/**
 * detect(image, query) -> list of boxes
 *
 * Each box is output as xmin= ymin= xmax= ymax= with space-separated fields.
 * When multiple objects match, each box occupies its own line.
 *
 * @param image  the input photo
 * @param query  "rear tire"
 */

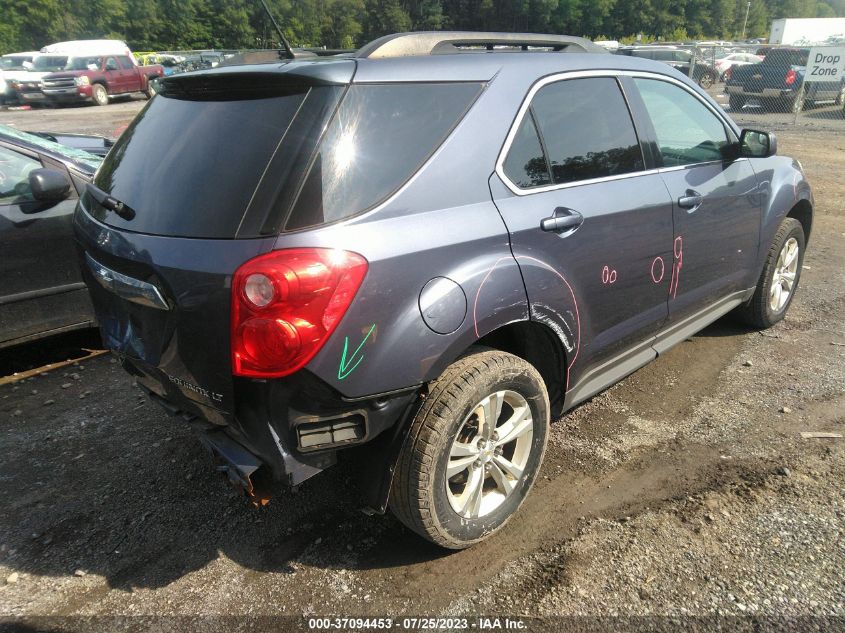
xmin=389 ymin=348 xmax=549 ymax=549
xmin=698 ymin=72 xmax=714 ymax=90
xmin=91 ymin=84 xmax=109 ymax=106
xmin=736 ymin=217 xmax=805 ymax=329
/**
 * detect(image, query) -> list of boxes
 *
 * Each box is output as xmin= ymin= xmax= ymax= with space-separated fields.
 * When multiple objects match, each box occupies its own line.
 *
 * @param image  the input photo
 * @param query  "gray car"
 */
xmin=74 ymin=32 xmax=813 ymax=549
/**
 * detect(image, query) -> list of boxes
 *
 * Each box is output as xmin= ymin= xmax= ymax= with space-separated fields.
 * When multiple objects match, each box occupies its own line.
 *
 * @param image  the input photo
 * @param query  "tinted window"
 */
xmin=530 ymin=77 xmax=644 ymax=185
xmin=763 ymin=49 xmax=809 ymax=66
xmin=286 ymin=82 xmax=482 ymax=230
xmin=502 ymin=114 xmax=551 ymax=189
xmin=634 ymin=78 xmax=729 ymax=166
xmin=92 ymin=85 xmax=340 ymax=238
xmin=105 ymin=58 xmax=119 ymax=71
xmin=652 ymin=50 xmax=675 ymax=61
xmin=673 ymin=51 xmax=691 ymax=62
xmin=117 ymin=56 xmax=134 ymax=69
xmin=0 ymin=146 xmax=40 ymax=204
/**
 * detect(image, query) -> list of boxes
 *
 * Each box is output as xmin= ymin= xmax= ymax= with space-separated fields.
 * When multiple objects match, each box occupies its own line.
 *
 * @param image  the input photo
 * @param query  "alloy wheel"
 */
xmin=769 ymin=236 xmax=799 ymax=312
xmin=445 ymin=390 xmax=533 ymax=519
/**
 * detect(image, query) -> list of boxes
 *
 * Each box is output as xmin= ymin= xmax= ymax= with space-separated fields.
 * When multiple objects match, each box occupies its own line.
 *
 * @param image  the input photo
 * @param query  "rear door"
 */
xmin=0 ymin=143 xmax=91 ymax=346
xmin=629 ymin=76 xmax=760 ymax=324
xmin=490 ymin=74 xmax=674 ymax=395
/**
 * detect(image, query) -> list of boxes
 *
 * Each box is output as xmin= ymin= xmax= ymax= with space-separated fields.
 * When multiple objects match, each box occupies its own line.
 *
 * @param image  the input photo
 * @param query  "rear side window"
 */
xmin=633 ymin=78 xmax=729 ymax=166
xmin=285 ymin=82 xmax=482 ymax=231
xmin=502 ymin=114 xmax=551 ymax=189
xmin=529 ymin=77 xmax=644 ymax=185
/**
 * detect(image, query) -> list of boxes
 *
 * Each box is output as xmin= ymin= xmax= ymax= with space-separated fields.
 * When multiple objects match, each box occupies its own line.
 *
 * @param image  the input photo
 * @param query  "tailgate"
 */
xmin=74 ymin=206 xmax=274 ymax=421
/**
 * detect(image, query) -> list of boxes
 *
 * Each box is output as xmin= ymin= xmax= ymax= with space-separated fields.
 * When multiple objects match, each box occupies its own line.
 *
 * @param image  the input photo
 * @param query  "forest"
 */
xmin=1 ymin=0 xmax=844 ymax=54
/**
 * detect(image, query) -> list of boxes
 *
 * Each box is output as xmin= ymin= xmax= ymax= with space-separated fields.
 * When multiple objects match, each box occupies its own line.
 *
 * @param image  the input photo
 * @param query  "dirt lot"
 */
xmin=0 ymin=98 xmax=844 ymax=632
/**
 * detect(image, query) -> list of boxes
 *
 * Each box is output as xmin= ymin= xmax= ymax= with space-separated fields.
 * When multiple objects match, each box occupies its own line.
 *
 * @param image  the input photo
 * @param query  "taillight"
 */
xmin=785 ymin=69 xmax=797 ymax=86
xmin=231 ymin=248 xmax=368 ymax=378
xmin=725 ymin=66 xmax=732 ymax=81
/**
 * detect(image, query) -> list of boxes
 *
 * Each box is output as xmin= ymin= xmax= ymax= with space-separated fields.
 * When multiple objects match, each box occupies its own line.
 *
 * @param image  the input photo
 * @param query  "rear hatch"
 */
xmin=74 ymin=61 xmax=354 ymax=421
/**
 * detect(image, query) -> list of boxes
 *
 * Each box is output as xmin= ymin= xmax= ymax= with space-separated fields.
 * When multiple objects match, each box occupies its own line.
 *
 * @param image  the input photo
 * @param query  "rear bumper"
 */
xmin=126 ymin=354 xmax=418 ymax=491
xmin=726 ymin=85 xmax=791 ymax=98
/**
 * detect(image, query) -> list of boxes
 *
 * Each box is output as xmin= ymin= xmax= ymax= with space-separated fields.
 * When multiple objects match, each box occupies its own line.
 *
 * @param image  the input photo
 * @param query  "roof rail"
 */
xmin=356 ymin=31 xmax=607 ymax=59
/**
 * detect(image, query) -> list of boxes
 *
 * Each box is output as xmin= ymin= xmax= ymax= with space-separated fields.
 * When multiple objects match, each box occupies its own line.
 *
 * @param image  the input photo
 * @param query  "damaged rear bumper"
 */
xmin=129 ymin=356 xmax=419 ymax=503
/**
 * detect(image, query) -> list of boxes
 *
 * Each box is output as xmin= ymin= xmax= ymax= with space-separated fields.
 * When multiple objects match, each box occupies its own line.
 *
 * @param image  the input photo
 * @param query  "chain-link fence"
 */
xmin=689 ymin=43 xmax=845 ymax=131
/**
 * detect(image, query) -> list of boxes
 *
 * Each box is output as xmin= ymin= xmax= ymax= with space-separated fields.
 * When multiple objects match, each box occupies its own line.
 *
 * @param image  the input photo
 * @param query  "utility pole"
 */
xmin=741 ymin=1 xmax=751 ymax=40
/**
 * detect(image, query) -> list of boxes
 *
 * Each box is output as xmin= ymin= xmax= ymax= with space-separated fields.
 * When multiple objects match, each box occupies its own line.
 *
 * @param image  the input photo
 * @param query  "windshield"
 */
xmin=64 ymin=56 xmax=103 ymax=71
xmin=33 ymin=56 xmax=68 ymax=72
xmin=0 ymin=56 xmax=31 ymax=70
xmin=0 ymin=124 xmax=102 ymax=172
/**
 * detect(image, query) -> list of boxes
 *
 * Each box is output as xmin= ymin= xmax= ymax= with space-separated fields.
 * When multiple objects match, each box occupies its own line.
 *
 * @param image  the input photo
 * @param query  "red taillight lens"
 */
xmin=725 ymin=66 xmax=732 ymax=81
xmin=785 ymin=69 xmax=797 ymax=86
xmin=232 ymin=248 xmax=368 ymax=378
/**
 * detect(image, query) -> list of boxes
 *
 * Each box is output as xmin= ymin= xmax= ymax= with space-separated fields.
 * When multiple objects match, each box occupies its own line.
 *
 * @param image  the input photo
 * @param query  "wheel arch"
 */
xmin=475 ymin=321 xmax=568 ymax=418
xmin=787 ymin=198 xmax=813 ymax=245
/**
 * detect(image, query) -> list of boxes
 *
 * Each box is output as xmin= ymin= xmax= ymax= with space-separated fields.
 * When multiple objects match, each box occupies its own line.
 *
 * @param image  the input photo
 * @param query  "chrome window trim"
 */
xmin=495 ymin=69 xmax=741 ymax=196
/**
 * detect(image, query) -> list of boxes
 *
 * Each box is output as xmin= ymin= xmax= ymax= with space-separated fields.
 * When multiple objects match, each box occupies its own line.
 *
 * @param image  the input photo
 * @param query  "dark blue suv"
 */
xmin=74 ymin=32 xmax=813 ymax=549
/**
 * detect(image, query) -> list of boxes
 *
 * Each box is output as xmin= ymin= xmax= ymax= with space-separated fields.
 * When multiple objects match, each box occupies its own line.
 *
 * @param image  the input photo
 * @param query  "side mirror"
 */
xmin=740 ymin=129 xmax=777 ymax=158
xmin=29 ymin=168 xmax=71 ymax=201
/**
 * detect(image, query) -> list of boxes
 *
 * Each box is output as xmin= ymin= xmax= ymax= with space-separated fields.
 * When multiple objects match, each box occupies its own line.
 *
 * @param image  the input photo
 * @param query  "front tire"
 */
xmin=737 ymin=217 xmax=805 ymax=329
xmin=698 ymin=72 xmax=714 ymax=90
xmin=91 ymin=84 xmax=109 ymax=106
xmin=390 ymin=349 xmax=549 ymax=549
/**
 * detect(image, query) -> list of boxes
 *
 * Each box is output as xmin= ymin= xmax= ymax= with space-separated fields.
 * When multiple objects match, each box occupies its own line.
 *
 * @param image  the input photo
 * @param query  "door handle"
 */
xmin=678 ymin=191 xmax=703 ymax=210
xmin=540 ymin=207 xmax=583 ymax=233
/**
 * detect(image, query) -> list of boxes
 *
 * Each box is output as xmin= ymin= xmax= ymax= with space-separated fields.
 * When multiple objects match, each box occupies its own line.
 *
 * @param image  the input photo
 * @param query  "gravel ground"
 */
xmin=0 ymin=103 xmax=843 ymax=632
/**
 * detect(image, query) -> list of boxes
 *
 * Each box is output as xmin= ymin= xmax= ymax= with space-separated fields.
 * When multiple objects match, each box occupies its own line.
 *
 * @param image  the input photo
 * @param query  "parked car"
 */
xmin=9 ymin=54 xmax=69 ymax=104
xmin=726 ymin=47 xmax=845 ymax=112
xmin=75 ymin=31 xmax=812 ymax=549
xmin=616 ymin=46 xmax=719 ymax=88
xmin=715 ymin=52 xmax=764 ymax=81
xmin=40 ymin=54 xmax=164 ymax=106
xmin=0 ymin=125 xmax=101 ymax=349
xmin=0 ymin=52 xmax=38 ymax=104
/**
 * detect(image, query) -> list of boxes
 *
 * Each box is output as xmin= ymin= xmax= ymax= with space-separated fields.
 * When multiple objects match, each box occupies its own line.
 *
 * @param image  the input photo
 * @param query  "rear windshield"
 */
xmin=763 ymin=49 xmax=808 ymax=66
xmin=91 ymin=84 xmax=340 ymax=238
xmin=284 ymin=82 xmax=482 ymax=231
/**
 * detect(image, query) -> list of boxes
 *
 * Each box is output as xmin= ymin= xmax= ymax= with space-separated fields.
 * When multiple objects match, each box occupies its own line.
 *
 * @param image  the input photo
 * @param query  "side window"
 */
xmin=633 ymin=78 xmax=730 ymax=166
xmin=653 ymin=50 xmax=674 ymax=61
xmin=105 ymin=58 xmax=119 ymax=71
xmin=502 ymin=114 xmax=551 ymax=189
xmin=0 ymin=146 xmax=41 ymax=204
xmin=673 ymin=51 xmax=691 ymax=62
xmin=116 ymin=56 xmax=134 ymax=69
xmin=529 ymin=77 xmax=644 ymax=185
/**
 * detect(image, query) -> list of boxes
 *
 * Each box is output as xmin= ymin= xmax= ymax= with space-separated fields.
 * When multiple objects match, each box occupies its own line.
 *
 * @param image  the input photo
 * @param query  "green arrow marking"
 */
xmin=337 ymin=323 xmax=376 ymax=380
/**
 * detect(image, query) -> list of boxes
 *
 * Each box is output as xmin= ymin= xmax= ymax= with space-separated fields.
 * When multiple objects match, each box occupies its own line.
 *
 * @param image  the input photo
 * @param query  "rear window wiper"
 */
xmin=86 ymin=183 xmax=136 ymax=221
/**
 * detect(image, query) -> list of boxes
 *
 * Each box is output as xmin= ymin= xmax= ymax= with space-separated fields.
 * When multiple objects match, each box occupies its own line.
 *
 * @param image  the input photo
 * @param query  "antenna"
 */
xmin=258 ymin=0 xmax=295 ymax=59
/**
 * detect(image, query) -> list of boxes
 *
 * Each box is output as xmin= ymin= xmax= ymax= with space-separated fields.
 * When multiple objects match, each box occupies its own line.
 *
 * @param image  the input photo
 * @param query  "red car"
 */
xmin=40 ymin=54 xmax=163 ymax=106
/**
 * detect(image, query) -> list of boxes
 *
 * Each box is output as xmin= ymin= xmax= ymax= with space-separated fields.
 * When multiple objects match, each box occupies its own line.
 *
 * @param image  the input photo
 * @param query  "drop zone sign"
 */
xmin=805 ymin=47 xmax=845 ymax=82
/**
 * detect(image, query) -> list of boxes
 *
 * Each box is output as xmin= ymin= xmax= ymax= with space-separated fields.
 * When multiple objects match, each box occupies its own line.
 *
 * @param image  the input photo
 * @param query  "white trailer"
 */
xmin=769 ymin=18 xmax=845 ymax=46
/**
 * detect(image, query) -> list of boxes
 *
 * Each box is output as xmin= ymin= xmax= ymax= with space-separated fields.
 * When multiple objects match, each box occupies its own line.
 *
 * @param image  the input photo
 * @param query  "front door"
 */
xmin=0 ymin=144 xmax=90 ymax=346
xmin=629 ymin=77 xmax=761 ymax=321
xmin=490 ymin=75 xmax=674 ymax=394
